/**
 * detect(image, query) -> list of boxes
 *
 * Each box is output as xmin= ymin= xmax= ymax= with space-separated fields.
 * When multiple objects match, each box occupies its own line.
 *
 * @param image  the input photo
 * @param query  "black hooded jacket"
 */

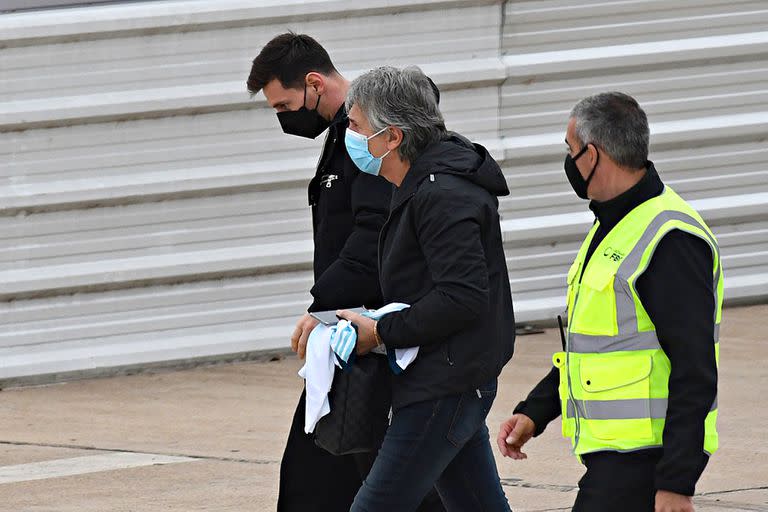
xmin=376 ymin=134 xmax=516 ymax=409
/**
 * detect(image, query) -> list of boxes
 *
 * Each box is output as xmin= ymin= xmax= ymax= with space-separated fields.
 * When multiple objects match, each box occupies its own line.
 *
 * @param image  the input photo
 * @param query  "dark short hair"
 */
xmin=247 ymin=33 xmax=337 ymax=95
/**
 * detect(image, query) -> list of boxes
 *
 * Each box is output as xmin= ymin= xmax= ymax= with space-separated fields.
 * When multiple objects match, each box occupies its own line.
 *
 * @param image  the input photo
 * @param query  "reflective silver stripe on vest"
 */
xmin=614 ymin=208 xmax=721 ymax=337
xmin=566 ymin=397 xmax=717 ymax=420
xmin=570 ymin=326 xmax=718 ymax=353
xmin=567 ymin=398 xmax=667 ymax=420
xmin=569 ymin=331 xmax=661 ymax=354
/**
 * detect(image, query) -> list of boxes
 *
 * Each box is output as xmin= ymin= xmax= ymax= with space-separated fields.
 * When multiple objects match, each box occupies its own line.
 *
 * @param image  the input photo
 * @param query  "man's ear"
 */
xmin=587 ymin=142 xmax=600 ymax=167
xmin=386 ymin=126 xmax=403 ymax=152
xmin=305 ymin=72 xmax=326 ymax=95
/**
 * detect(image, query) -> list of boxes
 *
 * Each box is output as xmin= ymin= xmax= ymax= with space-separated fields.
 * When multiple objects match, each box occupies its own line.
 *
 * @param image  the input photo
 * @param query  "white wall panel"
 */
xmin=504 ymin=0 xmax=768 ymax=53
xmin=0 ymin=0 xmax=765 ymax=382
xmin=1 ymin=1 xmax=499 ymax=101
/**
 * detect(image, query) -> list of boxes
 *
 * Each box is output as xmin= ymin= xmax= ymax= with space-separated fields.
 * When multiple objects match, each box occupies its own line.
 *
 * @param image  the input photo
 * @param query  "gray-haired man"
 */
xmin=337 ymin=65 xmax=516 ymax=511
xmin=498 ymin=92 xmax=721 ymax=512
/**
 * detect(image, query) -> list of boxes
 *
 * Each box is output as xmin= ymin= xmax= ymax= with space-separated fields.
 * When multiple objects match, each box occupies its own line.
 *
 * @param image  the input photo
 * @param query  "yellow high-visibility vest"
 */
xmin=554 ymin=186 xmax=722 ymax=457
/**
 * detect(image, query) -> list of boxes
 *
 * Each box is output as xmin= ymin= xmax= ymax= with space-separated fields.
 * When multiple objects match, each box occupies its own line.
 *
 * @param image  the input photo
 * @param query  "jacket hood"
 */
xmin=398 ymin=132 xmax=510 ymax=199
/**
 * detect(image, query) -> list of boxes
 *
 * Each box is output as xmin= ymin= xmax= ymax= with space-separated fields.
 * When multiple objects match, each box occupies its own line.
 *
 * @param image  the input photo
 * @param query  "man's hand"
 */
xmin=497 ymin=414 xmax=536 ymax=460
xmin=336 ymin=309 xmax=377 ymax=356
xmin=655 ymin=490 xmax=694 ymax=512
xmin=290 ymin=313 xmax=320 ymax=359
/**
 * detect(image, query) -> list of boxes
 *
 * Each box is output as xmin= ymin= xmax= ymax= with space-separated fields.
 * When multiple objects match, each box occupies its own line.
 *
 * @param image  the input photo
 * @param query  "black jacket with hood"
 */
xmin=376 ymin=134 xmax=516 ymax=409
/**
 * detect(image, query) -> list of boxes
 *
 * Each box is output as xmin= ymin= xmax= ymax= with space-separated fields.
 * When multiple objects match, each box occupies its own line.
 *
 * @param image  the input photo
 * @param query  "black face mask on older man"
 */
xmin=564 ymin=143 xmax=600 ymax=200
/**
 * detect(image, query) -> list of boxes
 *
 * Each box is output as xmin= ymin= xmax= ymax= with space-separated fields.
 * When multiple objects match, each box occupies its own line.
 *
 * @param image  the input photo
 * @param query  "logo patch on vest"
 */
xmin=602 ymin=247 xmax=625 ymax=262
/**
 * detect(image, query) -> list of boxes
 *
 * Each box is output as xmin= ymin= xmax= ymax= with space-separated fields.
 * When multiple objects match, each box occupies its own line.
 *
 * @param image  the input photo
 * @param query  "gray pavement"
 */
xmin=0 ymin=304 xmax=765 ymax=511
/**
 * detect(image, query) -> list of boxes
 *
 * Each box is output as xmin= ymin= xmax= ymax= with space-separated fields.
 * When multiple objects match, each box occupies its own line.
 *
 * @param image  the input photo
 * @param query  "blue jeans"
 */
xmin=351 ymin=380 xmax=511 ymax=511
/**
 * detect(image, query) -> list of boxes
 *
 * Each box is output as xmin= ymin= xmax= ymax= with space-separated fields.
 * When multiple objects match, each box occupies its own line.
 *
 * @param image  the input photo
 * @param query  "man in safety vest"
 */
xmin=497 ymin=92 xmax=721 ymax=512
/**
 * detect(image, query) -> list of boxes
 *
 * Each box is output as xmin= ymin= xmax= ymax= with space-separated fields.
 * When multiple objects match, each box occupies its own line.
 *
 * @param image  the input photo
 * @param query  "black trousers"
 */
xmin=277 ymin=389 xmax=445 ymax=512
xmin=573 ymin=450 xmax=662 ymax=512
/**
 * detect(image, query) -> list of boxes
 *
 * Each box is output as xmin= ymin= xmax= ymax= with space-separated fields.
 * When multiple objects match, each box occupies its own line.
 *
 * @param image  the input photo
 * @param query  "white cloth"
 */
xmin=364 ymin=302 xmax=419 ymax=372
xmin=297 ymin=325 xmax=338 ymax=434
xmin=298 ymin=303 xmax=420 ymax=433
xmin=391 ymin=344 xmax=419 ymax=369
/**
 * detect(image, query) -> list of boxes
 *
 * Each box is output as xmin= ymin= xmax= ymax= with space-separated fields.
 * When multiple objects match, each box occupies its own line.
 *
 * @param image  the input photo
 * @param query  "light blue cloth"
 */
xmin=329 ymin=303 xmax=419 ymax=373
xmin=328 ymin=319 xmax=358 ymax=363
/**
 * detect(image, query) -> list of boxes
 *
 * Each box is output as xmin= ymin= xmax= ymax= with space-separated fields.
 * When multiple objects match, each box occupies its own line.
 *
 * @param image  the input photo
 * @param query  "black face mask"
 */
xmin=564 ymin=143 xmax=600 ymax=199
xmin=276 ymin=85 xmax=330 ymax=139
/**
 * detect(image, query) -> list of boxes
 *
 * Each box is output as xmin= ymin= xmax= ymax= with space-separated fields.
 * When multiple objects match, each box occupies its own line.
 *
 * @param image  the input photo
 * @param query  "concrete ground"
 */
xmin=0 ymin=304 xmax=765 ymax=511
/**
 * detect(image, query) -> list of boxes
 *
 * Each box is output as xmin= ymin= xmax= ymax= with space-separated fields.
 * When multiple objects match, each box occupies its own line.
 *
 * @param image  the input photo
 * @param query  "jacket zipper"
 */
xmin=321 ymin=174 xmax=339 ymax=188
xmin=377 ymin=192 xmax=416 ymax=280
xmin=566 ymin=260 xmax=583 ymax=455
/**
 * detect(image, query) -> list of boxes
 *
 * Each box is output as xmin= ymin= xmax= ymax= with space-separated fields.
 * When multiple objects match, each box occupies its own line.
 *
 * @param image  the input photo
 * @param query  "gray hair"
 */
xmin=570 ymin=92 xmax=650 ymax=170
xmin=346 ymin=66 xmax=447 ymax=163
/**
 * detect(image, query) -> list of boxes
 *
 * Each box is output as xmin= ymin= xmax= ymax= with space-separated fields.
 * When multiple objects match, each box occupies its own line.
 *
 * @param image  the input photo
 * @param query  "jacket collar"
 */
xmin=329 ymin=104 xmax=347 ymax=129
xmin=389 ymin=141 xmax=446 ymax=212
xmin=589 ymin=161 xmax=664 ymax=232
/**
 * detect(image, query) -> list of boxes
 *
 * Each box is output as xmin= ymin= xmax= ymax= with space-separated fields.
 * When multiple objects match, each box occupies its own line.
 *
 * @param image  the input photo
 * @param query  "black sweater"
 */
xmin=514 ymin=163 xmax=718 ymax=496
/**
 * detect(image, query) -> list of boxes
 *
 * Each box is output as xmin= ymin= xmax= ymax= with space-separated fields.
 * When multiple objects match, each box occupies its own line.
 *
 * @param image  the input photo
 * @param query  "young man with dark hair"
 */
xmin=248 ymin=34 xmax=444 ymax=512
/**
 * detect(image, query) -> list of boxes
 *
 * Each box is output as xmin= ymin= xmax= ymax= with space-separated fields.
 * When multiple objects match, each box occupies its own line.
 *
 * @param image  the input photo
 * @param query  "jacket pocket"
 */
xmin=444 ymin=342 xmax=454 ymax=366
xmin=578 ymin=354 xmax=653 ymax=441
xmin=446 ymin=386 xmax=493 ymax=447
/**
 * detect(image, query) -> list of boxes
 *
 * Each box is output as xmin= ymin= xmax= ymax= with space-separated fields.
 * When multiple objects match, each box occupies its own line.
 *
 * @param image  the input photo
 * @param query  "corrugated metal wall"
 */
xmin=1 ymin=0 xmax=766 ymax=382
xmin=498 ymin=0 xmax=768 ymax=318
xmin=0 ymin=1 xmax=135 ymax=13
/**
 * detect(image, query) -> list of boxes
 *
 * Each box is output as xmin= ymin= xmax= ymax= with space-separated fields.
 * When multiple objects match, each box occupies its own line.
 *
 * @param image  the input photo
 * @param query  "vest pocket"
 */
xmin=579 ymin=354 xmax=651 ymax=392
xmin=578 ymin=354 xmax=654 ymax=441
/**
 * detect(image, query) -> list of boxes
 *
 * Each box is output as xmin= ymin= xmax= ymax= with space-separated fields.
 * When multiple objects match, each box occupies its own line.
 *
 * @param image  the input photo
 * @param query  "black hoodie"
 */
xmin=376 ymin=134 xmax=516 ymax=409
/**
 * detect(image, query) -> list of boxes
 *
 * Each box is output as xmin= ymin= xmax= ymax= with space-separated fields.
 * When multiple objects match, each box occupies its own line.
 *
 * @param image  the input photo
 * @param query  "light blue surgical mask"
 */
xmin=345 ymin=126 xmax=391 ymax=176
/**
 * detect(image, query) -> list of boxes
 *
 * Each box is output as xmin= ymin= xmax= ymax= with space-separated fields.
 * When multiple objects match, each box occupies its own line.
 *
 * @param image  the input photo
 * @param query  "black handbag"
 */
xmin=314 ymin=353 xmax=392 ymax=455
